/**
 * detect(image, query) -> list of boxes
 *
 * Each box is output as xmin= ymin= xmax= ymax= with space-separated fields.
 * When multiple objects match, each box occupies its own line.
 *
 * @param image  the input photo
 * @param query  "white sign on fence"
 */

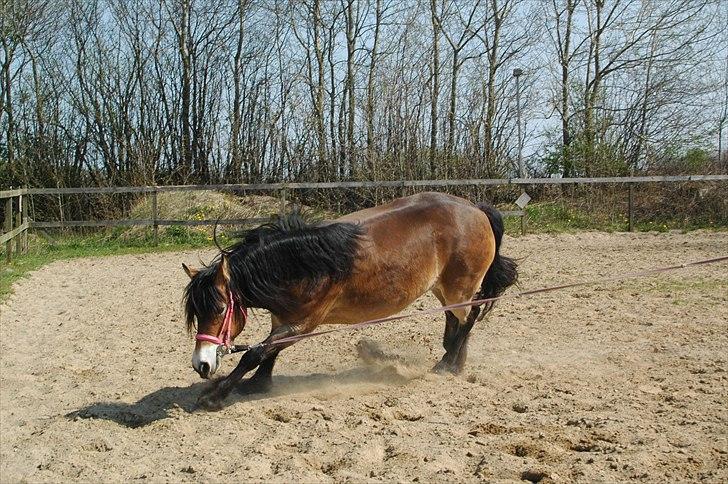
xmin=515 ymin=191 xmax=531 ymax=209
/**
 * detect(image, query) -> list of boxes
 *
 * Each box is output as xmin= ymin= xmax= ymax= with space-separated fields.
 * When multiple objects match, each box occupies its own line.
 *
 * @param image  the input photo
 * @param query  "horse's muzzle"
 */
xmin=196 ymin=361 xmax=211 ymax=379
xmin=192 ymin=341 xmax=219 ymax=378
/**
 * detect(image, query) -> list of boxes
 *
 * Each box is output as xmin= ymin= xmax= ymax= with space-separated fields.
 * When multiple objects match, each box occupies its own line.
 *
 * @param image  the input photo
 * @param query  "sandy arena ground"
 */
xmin=1 ymin=231 xmax=727 ymax=483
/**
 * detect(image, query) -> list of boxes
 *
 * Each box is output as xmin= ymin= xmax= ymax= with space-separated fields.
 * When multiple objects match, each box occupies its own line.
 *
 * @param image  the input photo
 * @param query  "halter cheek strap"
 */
xmin=195 ymin=291 xmax=248 ymax=348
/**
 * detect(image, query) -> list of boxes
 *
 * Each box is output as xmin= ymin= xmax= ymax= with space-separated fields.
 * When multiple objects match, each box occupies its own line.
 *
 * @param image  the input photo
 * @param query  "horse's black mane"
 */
xmin=228 ymin=212 xmax=364 ymax=312
xmin=184 ymin=212 xmax=363 ymax=330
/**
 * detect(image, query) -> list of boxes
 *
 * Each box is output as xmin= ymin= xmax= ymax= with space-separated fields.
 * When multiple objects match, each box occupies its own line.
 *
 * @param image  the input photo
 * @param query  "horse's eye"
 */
xmin=219 ymin=304 xmax=227 ymax=316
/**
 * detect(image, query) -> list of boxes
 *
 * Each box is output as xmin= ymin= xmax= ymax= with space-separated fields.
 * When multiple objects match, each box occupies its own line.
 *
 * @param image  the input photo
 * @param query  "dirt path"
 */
xmin=1 ymin=231 xmax=726 ymax=482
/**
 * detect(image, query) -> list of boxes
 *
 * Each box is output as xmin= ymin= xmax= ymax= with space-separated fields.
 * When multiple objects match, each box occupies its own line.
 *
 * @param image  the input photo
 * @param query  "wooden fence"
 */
xmin=1 ymin=193 xmax=29 ymax=262
xmin=2 ymin=174 xmax=726 ymax=263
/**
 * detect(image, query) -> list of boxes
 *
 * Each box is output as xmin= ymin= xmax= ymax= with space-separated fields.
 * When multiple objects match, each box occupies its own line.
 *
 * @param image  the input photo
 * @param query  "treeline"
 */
xmin=1 ymin=0 xmax=727 ymax=190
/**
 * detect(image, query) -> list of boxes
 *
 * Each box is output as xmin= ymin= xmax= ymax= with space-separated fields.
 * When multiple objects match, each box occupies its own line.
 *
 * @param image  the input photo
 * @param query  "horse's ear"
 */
xmin=215 ymin=254 xmax=232 ymax=285
xmin=182 ymin=263 xmax=199 ymax=279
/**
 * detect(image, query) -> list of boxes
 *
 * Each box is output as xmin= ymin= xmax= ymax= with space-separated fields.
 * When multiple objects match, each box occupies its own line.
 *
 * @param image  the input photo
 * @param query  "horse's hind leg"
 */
xmin=432 ymin=288 xmax=462 ymax=355
xmin=433 ymin=306 xmax=480 ymax=374
xmin=452 ymin=304 xmax=482 ymax=373
xmin=443 ymin=311 xmax=459 ymax=351
xmin=432 ymin=280 xmax=485 ymax=375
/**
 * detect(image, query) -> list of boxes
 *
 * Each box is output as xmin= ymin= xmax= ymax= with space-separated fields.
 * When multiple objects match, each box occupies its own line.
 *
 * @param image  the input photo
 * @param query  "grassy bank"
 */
xmin=503 ymin=201 xmax=726 ymax=234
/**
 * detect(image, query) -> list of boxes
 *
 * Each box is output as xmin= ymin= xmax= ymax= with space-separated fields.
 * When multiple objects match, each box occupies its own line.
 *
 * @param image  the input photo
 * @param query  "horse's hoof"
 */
xmin=196 ymin=392 xmax=224 ymax=411
xmin=237 ymin=378 xmax=272 ymax=395
xmin=431 ymin=361 xmax=459 ymax=375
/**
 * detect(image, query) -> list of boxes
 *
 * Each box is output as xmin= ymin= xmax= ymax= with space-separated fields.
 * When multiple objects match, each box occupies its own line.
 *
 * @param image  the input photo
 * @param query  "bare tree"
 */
xmin=435 ymin=0 xmax=486 ymax=158
xmin=1 ymin=0 xmax=723 ymax=196
xmin=545 ymin=0 xmax=580 ymax=176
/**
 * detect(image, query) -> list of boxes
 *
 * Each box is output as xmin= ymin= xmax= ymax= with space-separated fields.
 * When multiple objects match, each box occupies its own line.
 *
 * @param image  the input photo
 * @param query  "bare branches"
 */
xmin=0 ymin=0 xmax=723 ymax=192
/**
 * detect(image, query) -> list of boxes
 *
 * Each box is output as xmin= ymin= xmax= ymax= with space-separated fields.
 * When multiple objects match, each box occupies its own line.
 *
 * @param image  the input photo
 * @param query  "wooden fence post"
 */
xmin=4 ymin=196 xmax=13 ymax=263
xmin=15 ymin=195 xmax=22 ymax=254
xmin=515 ymin=191 xmax=531 ymax=237
xmin=628 ymin=184 xmax=634 ymax=232
xmin=151 ymin=189 xmax=159 ymax=245
xmin=279 ymin=187 xmax=287 ymax=215
xmin=22 ymin=193 xmax=28 ymax=252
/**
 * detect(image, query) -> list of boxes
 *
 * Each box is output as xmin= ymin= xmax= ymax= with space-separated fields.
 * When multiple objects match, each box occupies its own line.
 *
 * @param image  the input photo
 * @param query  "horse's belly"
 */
xmin=324 ymin=252 xmax=440 ymax=325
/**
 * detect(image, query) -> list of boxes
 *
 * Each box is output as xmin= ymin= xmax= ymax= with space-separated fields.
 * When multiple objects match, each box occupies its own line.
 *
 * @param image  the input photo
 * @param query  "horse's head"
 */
xmin=182 ymin=257 xmax=246 ymax=379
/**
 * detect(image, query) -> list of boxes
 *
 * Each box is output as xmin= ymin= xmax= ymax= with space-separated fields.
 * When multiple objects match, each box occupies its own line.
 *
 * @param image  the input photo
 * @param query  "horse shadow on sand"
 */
xmin=66 ymin=352 xmax=425 ymax=428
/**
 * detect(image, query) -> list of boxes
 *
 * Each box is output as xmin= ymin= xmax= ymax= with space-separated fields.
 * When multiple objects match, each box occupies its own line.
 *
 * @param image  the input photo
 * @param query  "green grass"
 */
xmin=0 ymin=227 xmax=229 ymax=301
xmin=503 ymin=201 xmax=727 ymax=235
xmin=503 ymin=201 xmax=624 ymax=234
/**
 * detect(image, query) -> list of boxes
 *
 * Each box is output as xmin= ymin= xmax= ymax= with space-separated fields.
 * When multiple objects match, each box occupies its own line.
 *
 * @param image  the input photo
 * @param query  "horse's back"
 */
xmin=343 ymin=192 xmax=492 ymax=252
xmin=337 ymin=191 xmax=481 ymax=227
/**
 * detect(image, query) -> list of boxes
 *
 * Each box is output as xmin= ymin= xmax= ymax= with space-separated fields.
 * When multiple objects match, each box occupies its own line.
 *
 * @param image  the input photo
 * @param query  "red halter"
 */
xmin=195 ymin=291 xmax=247 ymax=348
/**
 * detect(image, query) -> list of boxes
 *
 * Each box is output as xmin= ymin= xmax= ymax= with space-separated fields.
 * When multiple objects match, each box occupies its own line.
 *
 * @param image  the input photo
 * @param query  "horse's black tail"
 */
xmin=477 ymin=203 xmax=518 ymax=311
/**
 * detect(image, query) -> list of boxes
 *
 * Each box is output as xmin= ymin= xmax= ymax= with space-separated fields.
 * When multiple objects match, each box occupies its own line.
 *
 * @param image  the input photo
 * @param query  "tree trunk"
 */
xmin=365 ymin=0 xmax=382 ymax=178
xmin=230 ymin=0 xmax=246 ymax=182
xmin=583 ymin=0 xmax=604 ymax=176
xmin=313 ymin=0 xmax=326 ymax=176
xmin=447 ymin=50 xmax=459 ymax=158
xmin=483 ymin=1 xmax=502 ymax=177
xmin=560 ymin=0 xmax=575 ymax=177
xmin=344 ymin=0 xmax=356 ymax=178
xmin=429 ymin=0 xmax=440 ymax=177
xmin=178 ymin=0 xmax=193 ymax=181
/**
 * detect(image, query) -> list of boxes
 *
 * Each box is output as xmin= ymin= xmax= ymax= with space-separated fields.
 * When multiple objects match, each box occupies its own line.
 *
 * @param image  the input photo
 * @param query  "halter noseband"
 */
xmin=195 ymin=290 xmax=248 ymax=348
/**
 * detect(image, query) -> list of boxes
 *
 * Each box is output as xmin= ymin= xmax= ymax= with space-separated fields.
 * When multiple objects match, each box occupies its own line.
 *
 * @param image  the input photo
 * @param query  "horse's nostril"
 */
xmin=199 ymin=362 xmax=210 ymax=376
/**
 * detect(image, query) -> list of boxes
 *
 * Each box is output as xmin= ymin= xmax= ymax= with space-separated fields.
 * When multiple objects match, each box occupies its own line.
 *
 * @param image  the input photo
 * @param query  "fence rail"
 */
xmin=29 ymin=217 xmax=272 ymax=229
xmin=0 ymin=221 xmax=29 ymax=245
xmin=2 ymin=175 xmax=726 ymax=263
xmin=2 ymin=174 xmax=726 ymax=199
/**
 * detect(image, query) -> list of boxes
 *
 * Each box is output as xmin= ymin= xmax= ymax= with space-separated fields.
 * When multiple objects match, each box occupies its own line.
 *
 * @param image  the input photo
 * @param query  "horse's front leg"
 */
xmin=196 ymin=326 xmax=296 ymax=411
xmin=236 ymin=349 xmax=281 ymax=395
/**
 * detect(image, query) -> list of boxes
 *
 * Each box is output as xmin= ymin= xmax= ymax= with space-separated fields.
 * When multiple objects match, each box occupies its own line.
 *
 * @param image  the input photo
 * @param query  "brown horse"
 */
xmin=183 ymin=192 xmax=517 ymax=410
